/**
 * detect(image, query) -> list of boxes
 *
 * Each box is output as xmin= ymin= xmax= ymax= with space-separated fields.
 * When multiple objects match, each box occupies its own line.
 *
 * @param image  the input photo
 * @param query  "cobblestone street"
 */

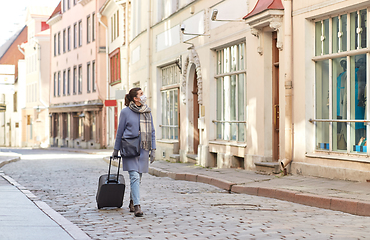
xmin=1 ymin=149 xmax=369 ymax=239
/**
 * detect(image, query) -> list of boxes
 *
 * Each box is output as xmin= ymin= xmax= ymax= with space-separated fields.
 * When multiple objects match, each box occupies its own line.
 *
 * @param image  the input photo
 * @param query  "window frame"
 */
xmin=73 ymin=23 xmax=77 ymax=49
xmin=67 ymin=68 xmax=71 ymax=95
xmin=87 ymin=15 xmax=91 ymax=44
xmin=78 ymin=20 xmax=82 ymax=47
xmin=63 ymin=69 xmax=66 ymax=96
xmin=78 ymin=64 xmax=82 ymax=94
xmin=67 ymin=26 xmax=71 ymax=51
xmin=73 ymin=66 xmax=77 ymax=95
xmin=214 ymin=42 xmax=246 ymax=142
xmin=63 ymin=29 xmax=66 ymax=53
xmin=313 ymin=8 xmax=370 ymax=155
xmin=160 ymin=64 xmax=180 ymax=140
xmin=58 ymin=32 xmax=61 ymax=55
xmin=109 ymin=48 xmax=121 ymax=84
xmin=87 ymin=62 xmax=91 ymax=93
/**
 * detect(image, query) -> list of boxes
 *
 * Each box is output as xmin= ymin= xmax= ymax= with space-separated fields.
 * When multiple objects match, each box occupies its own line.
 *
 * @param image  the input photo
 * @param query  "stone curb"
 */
xmin=0 ymin=156 xmax=21 ymax=168
xmin=102 ymin=157 xmax=370 ymax=217
xmin=0 ymin=173 xmax=92 ymax=240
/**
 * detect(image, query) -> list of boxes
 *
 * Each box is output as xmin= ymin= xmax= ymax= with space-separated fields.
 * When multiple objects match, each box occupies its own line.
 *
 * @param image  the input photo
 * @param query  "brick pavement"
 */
xmin=2 ymin=148 xmax=370 ymax=239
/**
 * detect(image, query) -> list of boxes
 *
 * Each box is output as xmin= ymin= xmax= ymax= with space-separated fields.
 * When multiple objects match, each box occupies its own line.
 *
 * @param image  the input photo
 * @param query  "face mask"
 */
xmin=139 ymin=94 xmax=147 ymax=104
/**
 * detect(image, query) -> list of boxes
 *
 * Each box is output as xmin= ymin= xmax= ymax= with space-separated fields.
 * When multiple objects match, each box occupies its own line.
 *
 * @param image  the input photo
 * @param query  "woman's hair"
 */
xmin=124 ymin=87 xmax=141 ymax=106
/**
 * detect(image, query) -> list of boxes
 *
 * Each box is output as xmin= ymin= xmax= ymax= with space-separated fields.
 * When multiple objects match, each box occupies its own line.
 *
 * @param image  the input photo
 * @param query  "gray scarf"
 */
xmin=129 ymin=101 xmax=152 ymax=150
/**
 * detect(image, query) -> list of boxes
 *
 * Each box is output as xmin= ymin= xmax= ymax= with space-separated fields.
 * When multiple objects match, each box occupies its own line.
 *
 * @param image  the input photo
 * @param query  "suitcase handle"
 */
xmin=108 ymin=156 xmax=121 ymax=183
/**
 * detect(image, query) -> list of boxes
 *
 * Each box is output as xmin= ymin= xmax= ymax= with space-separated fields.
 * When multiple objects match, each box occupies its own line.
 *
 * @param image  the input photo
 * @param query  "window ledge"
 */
xmin=157 ymin=139 xmax=179 ymax=144
xmin=110 ymin=80 xmax=121 ymax=86
xmin=306 ymin=152 xmax=370 ymax=163
xmin=209 ymin=140 xmax=246 ymax=148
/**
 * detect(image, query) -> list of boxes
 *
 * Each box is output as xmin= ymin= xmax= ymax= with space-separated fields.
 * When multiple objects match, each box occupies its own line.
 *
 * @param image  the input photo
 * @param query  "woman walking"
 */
xmin=112 ymin=87 xmax=156 ymax=217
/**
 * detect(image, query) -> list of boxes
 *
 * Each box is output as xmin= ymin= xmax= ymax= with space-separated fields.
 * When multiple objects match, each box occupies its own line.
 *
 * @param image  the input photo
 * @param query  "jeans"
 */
xmin=129 ymin=171 xmax=142 ymax=206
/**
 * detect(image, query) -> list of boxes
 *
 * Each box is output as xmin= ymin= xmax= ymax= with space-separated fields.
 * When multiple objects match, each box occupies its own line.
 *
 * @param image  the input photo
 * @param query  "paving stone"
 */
xmin=2 ymin=149 xmax=370 ymax=239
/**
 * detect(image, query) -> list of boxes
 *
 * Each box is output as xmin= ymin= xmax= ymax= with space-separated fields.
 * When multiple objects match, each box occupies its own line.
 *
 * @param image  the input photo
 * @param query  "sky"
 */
xmin=0 ymin=0 xmax=60 ymax=46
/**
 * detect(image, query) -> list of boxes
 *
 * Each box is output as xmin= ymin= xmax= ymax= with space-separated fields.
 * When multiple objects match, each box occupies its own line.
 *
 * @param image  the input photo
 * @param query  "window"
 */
xmin=92 ymin=61 xmax=96 ymax=92
xmin=117 ymin=10 xmax=119 ymax=38
xmin=67 ymin=68 xmax=71 ymax=95
xmin=74 ymin=0 xmax=77 ymax=5
xmin=161 ymin=64 xmax=179 ymax=140
xmin=13 ymin=92 xmax=17 ymax=112
xmin=58 ymin=71 xmax=61 ymax=97
xmin=111 ymin=11 xmax=120 ymax=42
xmin=58 ymin=32 xmax=61 ymax=55
xmin=67 ymin=0 xmax=70 ymax=10
xmin=73 ymin=66 xmax=77 ymax=94
xmin=74 ymin=23 xmax=77 ymax=49
xmin=78 ymin=65 xmax=82 ymax=94
xmin=78 ymin=20 xmax=82 ymax=47
xmin=54 ymin=34 xmax=57 ymax=56
xmin=109 ymin=49 xmax=120 ymax=83
xmin=314 ymin=9 xmax=368 ymax=154
xmin=131 ymin=0 xmax=141 ymax=38
xmin=63 ymin=0 xmax=66 ymax=12
xmin=158 ymin=0 xmax=179 ymax=21
xmin=216 ymin=42 xmax=246 ymax=142
xmin=92 ymin=12 xmax=95 ymax=41
xmin=63 ymin=70 xmax=66 ymax=96
xmin=63 ymin=29 xmax=66 ymax=53
xmin=87 ymin=62 xmax=91 ymax=92
xmin=67 ymin=27 xmax=71 ymax=51
xmin=54 ymin=72 xmax=56 ymax=97
xmin=87 ymin=15 xmax=91 ymax=43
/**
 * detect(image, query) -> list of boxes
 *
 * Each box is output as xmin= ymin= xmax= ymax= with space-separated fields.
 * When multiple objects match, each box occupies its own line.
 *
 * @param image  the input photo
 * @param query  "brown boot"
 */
xmin=129 ymin=200 xmax=135 ymax=212
xmin=134 ymin=205 xmax=143 ymax=217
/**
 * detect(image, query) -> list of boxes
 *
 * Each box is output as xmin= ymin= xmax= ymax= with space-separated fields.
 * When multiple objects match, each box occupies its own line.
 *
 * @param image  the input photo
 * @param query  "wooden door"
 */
xmin=192 ymin=73 xmax=199 ymax=154
xmin=272 ymin=32 xmax=280 ymax=161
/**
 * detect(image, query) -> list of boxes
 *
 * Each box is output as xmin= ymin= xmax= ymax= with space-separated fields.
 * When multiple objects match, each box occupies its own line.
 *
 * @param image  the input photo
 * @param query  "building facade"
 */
xmin=21 ymin=6 xmax=54 ymax=148
xmin=291 ymin=0 xmax=370 ymax=181
xmin=99 ymin=0 xmax=128 ymax=148
xmin=47 ymin=0 xmax=107 ymax=149
xmin=113 ymin=0 xmax=370 ymax=182
xmin=0 ymin=26 xmax=28 ymax=147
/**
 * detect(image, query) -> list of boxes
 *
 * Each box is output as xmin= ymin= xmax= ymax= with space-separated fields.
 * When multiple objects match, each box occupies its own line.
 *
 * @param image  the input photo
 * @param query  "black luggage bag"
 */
xmin=96 ymin=156 xmax=125 ymax=209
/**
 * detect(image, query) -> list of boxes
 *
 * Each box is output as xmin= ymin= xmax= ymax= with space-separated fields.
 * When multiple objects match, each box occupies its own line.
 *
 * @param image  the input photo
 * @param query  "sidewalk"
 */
xmin=0 ymin=154 xmax=91 ymax=240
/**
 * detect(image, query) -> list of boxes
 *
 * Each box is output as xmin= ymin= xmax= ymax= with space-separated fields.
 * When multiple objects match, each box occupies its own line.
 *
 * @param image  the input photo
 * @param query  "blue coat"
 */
xmin=114 ymin=107 xmax=156 ymax=173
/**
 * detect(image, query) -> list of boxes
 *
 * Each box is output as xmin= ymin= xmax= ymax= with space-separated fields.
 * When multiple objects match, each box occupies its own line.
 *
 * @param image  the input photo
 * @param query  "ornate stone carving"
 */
xmin=270 ymin=16 xmax=283 ymax=51
xmin=181 ymin=49 xmax=203 ymax=105
xmin=250 ymin=28 xmax=263 ymax=55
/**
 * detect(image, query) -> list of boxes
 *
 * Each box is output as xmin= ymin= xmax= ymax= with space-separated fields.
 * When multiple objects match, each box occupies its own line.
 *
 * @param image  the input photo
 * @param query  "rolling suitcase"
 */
xmin=96 ymin=156 xmax=125 ymax=209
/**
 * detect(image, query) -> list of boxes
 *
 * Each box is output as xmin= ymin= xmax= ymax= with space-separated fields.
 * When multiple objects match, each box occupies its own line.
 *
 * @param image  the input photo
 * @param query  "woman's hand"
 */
xmin=112 ymin=149 xmax=119 ymax=158
xmin=150 ymin=149 xmax=156 ymax=163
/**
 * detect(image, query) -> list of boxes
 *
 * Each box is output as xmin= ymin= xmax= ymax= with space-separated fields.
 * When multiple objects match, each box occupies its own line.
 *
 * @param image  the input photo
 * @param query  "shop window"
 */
xmin=215 ymin=42 xmax=246 ymax=142
xmin=314 ymin=9 xmax=368 ymax=154
xmin=161 ymin=64 xmax=179 ymax=140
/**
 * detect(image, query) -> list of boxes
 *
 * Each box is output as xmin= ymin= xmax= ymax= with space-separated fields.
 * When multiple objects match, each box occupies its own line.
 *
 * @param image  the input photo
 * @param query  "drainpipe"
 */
xmin=147 ymin=0 xmax=152 ymax=106
xmin=98 ymin=13 xmax=109 ymax=148
xmin=280 ymin=0 xmax=293 ymax=169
